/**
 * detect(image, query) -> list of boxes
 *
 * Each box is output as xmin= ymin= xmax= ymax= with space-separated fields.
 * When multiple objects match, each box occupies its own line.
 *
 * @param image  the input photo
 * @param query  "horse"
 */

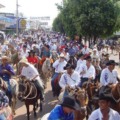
xmin=18 ymin=80 xmax=43 ymax=120
xmin=82 ymin=81 xmax=100 ymax=118
xmin=58 ymin=86 xmax=88 ymax=120
xmin=50 ymin=51 xmax=59 ymax=63
xmin=111 ymin=83 xmax=120 ymax=113
xmin=0 ymin=78 xmax=18 ymax=115
xmin=41 ymin=58 xmax=52 ymax=88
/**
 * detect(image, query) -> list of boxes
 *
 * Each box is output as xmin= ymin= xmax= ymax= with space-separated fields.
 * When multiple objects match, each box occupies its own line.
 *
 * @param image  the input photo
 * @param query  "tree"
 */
xmin=53 ymin=0 xmax=120 ymax=43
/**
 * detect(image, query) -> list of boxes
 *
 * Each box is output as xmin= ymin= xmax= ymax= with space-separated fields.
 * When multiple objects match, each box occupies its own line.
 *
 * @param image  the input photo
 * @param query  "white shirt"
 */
xmin=81 ymin=47 xmax=89 ymax=55
xmin=19 ymin=49 xmax=29 ymax=59
xmin=53 ymin=59 xmax=67 ymax=73
xmin=59 ymin=71 xmax=80 ymax=89
xmin=100 ymin=68 xmax=118 ymax=86
xmin=79 ymin=64 xmax=96 ymax=79
xmin=51 ymin=44 xmax=57 ymax=51
xmin=75 ymin=59 xmax=86 ymax=72
xmin=88 ymin=108 xmax=120 ymax=120
xmin=1 ymin=45 xmax=8 ymax=53
xmin=21 ymin=63 xmax=43 ymax=86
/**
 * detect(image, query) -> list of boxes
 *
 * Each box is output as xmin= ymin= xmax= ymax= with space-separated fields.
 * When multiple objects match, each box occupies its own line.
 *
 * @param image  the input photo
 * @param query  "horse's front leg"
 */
xmin=33 ymin=103 xmax=37 ymax=118
xmin=26 ymin=104 xmax=30 ymax=120
xmin=39 ymin=100 xmax=43 ymax=112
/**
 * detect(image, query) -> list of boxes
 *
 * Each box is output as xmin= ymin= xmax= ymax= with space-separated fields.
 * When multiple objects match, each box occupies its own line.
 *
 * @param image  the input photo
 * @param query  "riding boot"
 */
xmin=33 ymin=80 xmax=45 ymax=101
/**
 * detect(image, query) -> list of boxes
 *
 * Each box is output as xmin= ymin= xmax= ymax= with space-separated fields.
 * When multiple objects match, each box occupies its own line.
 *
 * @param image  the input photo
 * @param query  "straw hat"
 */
xmin=1 ymin=56 xmax=9 ymax=61
xmin=4 ymin=41 xmax=9 ymax=45
xmin=19 ymin=58 xmax=28 ymax=64
xmin=59 ymin=53 xmax=65 ymax=58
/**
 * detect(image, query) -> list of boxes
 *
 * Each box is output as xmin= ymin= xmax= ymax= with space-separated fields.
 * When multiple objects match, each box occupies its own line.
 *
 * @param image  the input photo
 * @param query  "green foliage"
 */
xmin=52 ymin=0 xmax=120 ymax=39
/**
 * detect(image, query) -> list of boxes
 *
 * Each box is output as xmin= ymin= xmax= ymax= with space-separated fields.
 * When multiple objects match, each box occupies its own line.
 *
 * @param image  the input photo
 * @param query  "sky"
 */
xmin=0 ymin=0 xmax=62 ymax=25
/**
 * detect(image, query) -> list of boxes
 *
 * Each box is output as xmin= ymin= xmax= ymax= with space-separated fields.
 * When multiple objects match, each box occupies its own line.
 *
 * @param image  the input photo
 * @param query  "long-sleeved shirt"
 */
xmin=48 ymin=105 xmax=74 ymax=120
xmin=75 ymin=59 xmax=86 ymax=72
xmin=100 ymin=68 xmax=118 ymax=86
xmin=59 ymin=71 xmax=80 ymax=89
xmin=53 ymin=59 xmax=67 ymax=73
xmin=0 ymin=64 xmax=15 ymax=81
xmin=88 ymin=108 xmax=120 ymax=120
xmin=79 ymin=64 xmax=95 ymax=79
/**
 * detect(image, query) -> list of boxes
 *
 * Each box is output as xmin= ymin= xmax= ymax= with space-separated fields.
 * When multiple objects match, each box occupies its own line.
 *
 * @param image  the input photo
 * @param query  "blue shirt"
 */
xmin=0 ymin=64 xmax=15 ymax=81
xmin=48 ymin=105 xmax=74 ymax=120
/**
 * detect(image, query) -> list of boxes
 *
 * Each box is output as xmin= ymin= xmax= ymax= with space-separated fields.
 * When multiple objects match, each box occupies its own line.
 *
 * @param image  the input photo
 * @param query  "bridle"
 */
xmin=20 ymin=82 xmax=37 ymax=100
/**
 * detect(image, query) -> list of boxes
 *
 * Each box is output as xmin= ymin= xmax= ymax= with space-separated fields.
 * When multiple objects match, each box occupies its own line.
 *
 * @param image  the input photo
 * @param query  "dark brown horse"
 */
xmin=18 ymin=80 xmax=43 ymax=120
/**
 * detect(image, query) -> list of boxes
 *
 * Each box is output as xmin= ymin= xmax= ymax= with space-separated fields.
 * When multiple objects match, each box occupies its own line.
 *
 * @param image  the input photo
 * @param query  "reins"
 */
xmin=24 ymin=82 xmax=37 ymax=100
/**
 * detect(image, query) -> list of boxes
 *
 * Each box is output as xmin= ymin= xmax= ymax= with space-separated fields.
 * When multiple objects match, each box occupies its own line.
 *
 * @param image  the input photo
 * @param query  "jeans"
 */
xmin=33 ymin=79 xmax=44 ymax=100
xmin=51 ymin=73 xmax=59 ymax=92
xmin=0 ymin=114 xmax=6 ymax=120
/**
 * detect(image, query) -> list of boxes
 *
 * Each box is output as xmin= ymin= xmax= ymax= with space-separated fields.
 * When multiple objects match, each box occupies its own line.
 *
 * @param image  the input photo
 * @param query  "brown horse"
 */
xmin=111 ymin=83 xmax=120 ymax=113
xmin=82 ymin=82 xmax=100 ymax=118
xmin=18 ymin=80 xmax=43 ymax=120
xmin=59 ymin=86 xmax=88 ymax=120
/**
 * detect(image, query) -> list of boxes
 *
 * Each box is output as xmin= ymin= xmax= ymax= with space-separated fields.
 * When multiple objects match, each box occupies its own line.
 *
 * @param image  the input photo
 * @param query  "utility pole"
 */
xmin=16 ymin=0 xmax=19 ymax=37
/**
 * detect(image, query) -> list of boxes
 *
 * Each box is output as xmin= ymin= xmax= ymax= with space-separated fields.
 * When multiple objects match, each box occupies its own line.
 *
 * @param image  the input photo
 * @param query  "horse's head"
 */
xmin=75 ymin=88 xmax=88 ymax=108
xmin=45 ymin=58 xmax=52 ymax=70
xmin=18 ymin=81 xmax=27 ymax=101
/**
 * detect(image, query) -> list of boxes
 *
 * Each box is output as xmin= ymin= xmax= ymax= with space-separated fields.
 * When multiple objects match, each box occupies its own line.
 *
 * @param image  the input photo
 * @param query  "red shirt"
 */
xmin=27 ymin=56 xmax=38 ymax=64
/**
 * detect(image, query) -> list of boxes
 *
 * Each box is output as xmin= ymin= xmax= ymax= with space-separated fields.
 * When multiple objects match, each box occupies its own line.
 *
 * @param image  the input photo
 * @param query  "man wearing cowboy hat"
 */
xmin=59 ymin=63 xmax=80 ymax=90
xmin=88 ymin=87 xmax=120 ymax=120
xmin=0 ymin=56 xmax=15 ymax=103
xmin=19 ymin=58 xmax=45 ymax=101
xmin=48 ymin=96 xmax=80 ymax=120
xmin=79 ymin=56 xmax=96 ymax=87
xmin=100 ymin=60 xmax=119 ymax=86
xmin=51 ymin=53 xmax=67 ymax=96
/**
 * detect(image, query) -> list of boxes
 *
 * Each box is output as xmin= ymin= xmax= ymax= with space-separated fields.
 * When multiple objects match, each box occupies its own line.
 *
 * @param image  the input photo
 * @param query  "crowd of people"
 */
xmin=0 ymin=29 xmax=120 ymax=120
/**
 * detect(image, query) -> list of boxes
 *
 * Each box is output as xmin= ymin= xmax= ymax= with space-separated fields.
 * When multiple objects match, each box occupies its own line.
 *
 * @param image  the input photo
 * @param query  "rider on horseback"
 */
xmin=19 ymin=58 xmax=45 ymax=101
xmin=0 ymin=56 xmax=15 ymax=104
xmin=51 ymin=53 xmax=67 ymax=96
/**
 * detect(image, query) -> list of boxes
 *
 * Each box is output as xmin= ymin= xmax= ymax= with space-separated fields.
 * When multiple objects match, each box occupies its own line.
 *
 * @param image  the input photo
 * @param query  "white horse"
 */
xmin=42 ymin=58 xmax=52 ymax=88
xmin=0 ymin=78 xmax=18 ymax=115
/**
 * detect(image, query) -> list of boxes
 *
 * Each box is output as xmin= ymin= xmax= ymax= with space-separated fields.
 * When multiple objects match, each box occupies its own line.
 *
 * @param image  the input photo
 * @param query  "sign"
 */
xmin=40 ymin=22 xmax=48 ymax=25
xmin=19 ymin=19 xmax=26 ymax=28
xmin=30 ymin=16 xmax=50 ymax=20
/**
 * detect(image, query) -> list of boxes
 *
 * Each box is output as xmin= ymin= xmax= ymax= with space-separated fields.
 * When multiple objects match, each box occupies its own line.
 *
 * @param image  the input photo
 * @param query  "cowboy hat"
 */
xmin=60 ymin=96 xmax=80 ymax=110
xmin=1 ymin=56 xmax=9 ymax=60
xmin=59 ymin=53 xmax=65 ymax=58
xmin=19 ymin=58 xmax=28 ymax=64
xmin=28 ymin=50 xmax=35 ymax=54
xmin=64 ymin=63 xmax=75 ymax=70
xmin=77 ymin=53 xmax=84 ymax=58
xmin=4 ymin=41 xmax=9 ymax=45
xmin=106 ymin=60 xmax=117 ymax=66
